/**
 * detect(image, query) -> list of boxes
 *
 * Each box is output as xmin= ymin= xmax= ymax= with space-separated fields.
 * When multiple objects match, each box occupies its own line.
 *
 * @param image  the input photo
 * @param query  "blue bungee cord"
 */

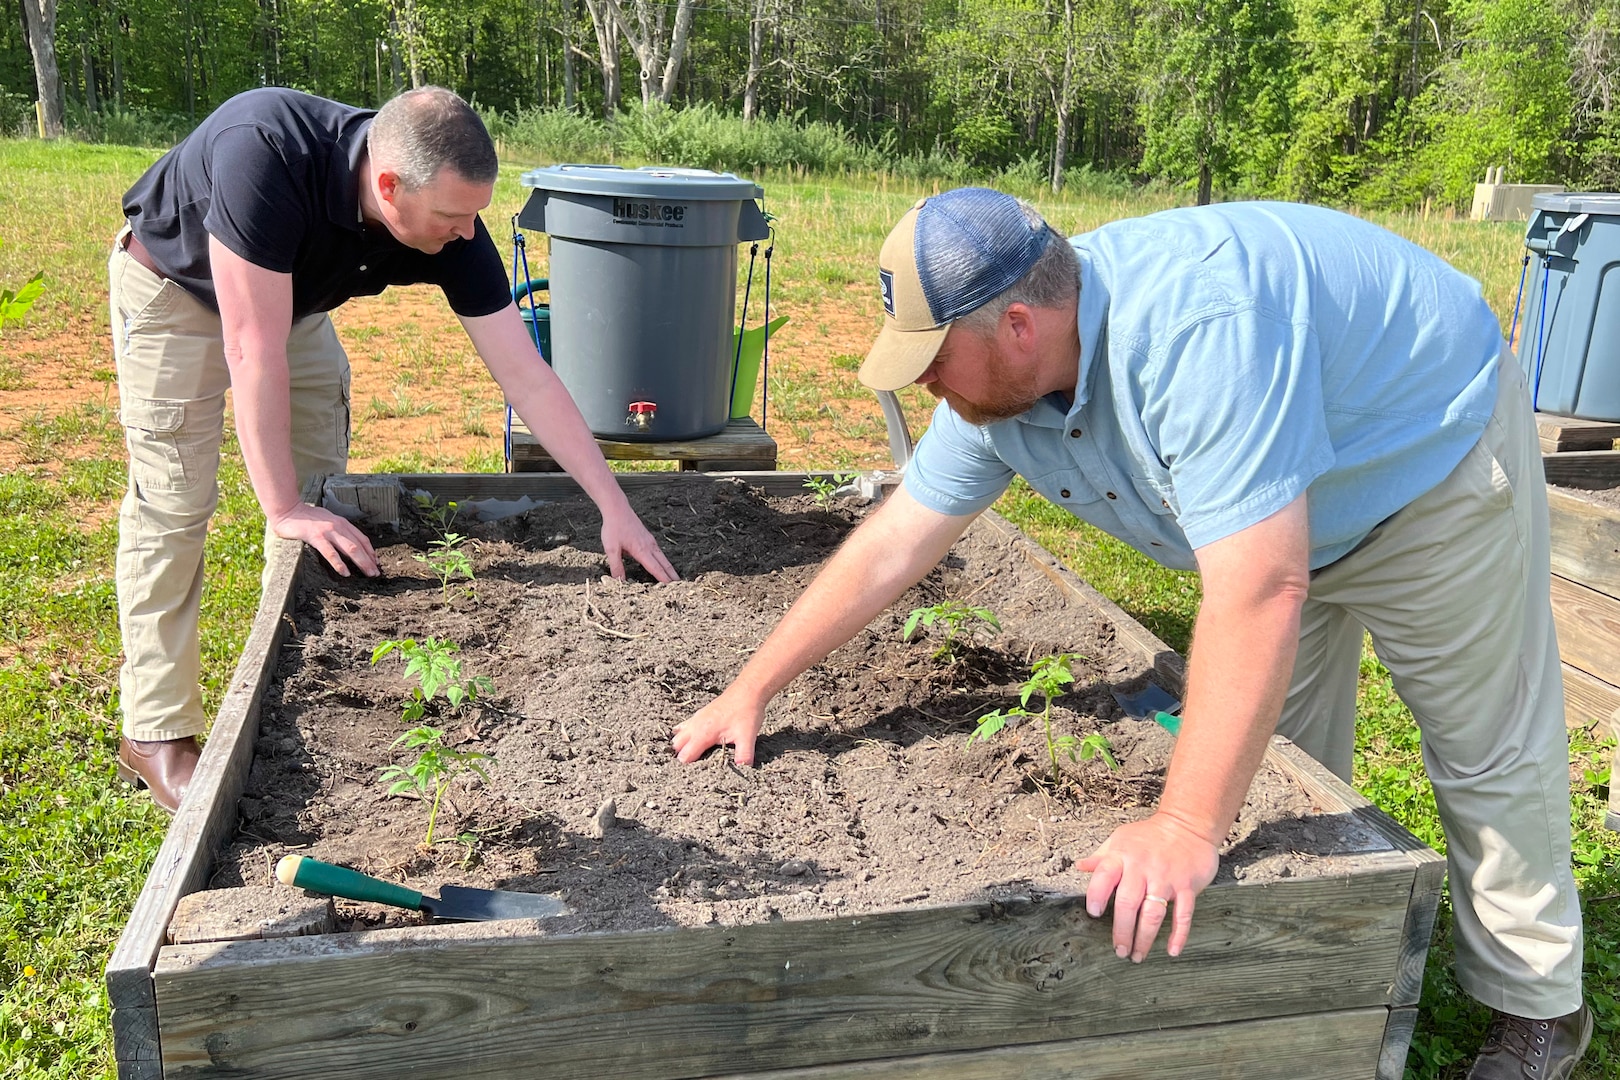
xmin=508 ymin=214 xmax=544 ymax=467
xmin=1532 ymin=260 xmax=1552 ymax=409
xmin=1507 ymin=252 xmax=1530 ymax=352
xmin=730 ymin=239 xmax=760 ymax=423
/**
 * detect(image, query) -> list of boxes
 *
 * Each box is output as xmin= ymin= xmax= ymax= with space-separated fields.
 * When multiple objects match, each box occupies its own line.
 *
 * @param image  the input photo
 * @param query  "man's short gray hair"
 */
xmin=954 ymin=200 xmax=1079 ymax=337
xmin=368 ymin=86 xmax=498 ymax=192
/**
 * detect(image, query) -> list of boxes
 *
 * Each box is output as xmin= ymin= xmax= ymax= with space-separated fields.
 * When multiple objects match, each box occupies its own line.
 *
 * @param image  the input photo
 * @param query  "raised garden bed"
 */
xmin=107 ymin=472 xmax=1443 ymax=1080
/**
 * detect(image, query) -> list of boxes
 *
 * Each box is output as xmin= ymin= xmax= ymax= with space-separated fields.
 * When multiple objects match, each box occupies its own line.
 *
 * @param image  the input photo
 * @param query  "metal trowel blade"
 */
xmin=1112 ymin=682 xmax=1181 ymax=721
xmin=424 ymin=885 xmax=571 ymax=922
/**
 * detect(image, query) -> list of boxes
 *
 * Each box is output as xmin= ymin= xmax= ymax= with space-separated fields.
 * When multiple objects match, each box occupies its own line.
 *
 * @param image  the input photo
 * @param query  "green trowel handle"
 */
xmin=276 ymin=855 xmax=424 ymax=912
xmin=1153 ymin=711 xmax=1183 ymax=736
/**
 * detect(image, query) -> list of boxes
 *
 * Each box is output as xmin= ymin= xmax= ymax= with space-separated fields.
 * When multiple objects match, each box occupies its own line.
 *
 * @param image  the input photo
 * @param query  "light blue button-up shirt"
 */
xmin=904 ymin=201 xmax=1504 ymax=572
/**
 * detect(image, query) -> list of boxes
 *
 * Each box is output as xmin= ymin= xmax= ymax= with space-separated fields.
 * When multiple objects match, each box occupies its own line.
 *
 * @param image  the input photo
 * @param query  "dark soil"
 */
xmin=213 ymin=477 xmax=1362 ymax=936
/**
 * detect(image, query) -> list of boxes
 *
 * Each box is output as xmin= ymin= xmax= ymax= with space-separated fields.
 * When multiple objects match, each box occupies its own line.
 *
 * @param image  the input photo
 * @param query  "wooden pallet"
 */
xmin=1536 ymin=414 xmax=1620 ymax=454
xmin=1540 ymin=413 xmax=1620 ymax=831
xmin=107 ymin=472 xmax=1444 ymax=1079
xmin=508 ymin=416 xmax=777 ymax=473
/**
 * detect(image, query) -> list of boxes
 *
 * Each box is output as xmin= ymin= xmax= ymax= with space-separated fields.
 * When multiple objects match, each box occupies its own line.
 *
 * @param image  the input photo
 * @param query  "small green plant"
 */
xmin=371 ymin=637 xmax=494 ymax=722
xmin=902 ymin=600 xmax=1001 ymax=661
xmin=803 ymin=471 xmax=856 ymax=505
xmin=380 ymin=726 xmax=492 ymax=847
xmin=0 ymin=239 xmax=44 ymax=332
xmin=1 ymin=270 xmax=43 ymax=330
xmin=415 ymin=531 xmax=474 ymax=600
xmin=968 ymin=653 xmax=1116 ymax=789
xmin=412 ymin=492 xmax=463 ymax=534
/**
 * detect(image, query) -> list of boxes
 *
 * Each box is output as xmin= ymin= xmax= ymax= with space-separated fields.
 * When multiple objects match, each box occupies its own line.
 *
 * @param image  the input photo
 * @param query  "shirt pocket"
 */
xmin=1027 ymin=470 xmax=1104 ymax=510
xmin=1129 ymin=473 xmax=1179 ymax=517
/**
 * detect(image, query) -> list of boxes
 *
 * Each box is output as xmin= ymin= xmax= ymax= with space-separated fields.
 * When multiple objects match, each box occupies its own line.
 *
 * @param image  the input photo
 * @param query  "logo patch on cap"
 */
xmin=878 ymin=268 xmax=896 ymax=317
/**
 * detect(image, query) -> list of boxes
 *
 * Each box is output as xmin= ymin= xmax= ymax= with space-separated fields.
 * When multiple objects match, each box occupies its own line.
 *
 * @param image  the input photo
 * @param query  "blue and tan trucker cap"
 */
xmin=859 ymin=187 xmax=1053 ymax=392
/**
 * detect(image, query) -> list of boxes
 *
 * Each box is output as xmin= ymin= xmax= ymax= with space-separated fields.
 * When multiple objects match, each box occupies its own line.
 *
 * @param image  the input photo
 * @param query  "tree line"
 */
xmin=2 ymin=0 xmax=1614 ymax=207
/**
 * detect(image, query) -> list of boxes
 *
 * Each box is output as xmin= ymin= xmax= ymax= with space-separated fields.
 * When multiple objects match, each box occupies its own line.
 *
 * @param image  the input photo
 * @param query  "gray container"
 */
xmin=518 ymin=165 xmax=770 ymax=441
xmin=1517 ymin=192 xmax=1620 ymax=421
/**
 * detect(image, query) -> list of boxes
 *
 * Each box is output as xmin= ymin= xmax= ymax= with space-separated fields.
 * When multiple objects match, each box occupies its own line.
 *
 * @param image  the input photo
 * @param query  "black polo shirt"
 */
xmin=122 ymin=87 xmax=510 ymax=320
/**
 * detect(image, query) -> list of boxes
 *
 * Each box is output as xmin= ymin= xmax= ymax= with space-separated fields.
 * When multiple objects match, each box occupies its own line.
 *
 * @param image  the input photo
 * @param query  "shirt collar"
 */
xmin=335 ymin=115 xmax=375 ymax=233
xmin=1072 ymin=244 xmax=1107 ymax=410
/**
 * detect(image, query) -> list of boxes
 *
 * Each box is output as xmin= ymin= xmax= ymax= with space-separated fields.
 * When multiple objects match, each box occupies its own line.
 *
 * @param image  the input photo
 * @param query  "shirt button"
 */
xmin=359 ymin=264 xmax=368 ymax=272
xmin=1162 ymin=499 xmax=1171 ymax=508
xmin=1069 ymin=428 xmax=1082 ymax=438
xmin=1106 ymin=491 xmax=1118 ymax=500
xmin=1060 ymin=489 xmax=1071 ymax=498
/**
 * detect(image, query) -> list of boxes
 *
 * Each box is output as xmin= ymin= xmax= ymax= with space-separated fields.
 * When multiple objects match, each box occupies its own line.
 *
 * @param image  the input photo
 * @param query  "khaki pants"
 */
xmin=110 ymin=228 xmax=351 ymax=741
xmin=1277 ymin=353 xmax=1582 ymax=1018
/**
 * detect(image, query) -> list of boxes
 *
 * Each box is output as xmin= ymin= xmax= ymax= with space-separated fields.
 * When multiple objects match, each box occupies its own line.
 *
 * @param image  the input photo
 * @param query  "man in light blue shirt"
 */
xmin=672 ymin=188 xmax=1588 ymax=1078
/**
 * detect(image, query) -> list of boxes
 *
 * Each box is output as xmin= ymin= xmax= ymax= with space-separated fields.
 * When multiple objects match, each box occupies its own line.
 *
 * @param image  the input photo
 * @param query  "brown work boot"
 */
xmin=116 ymin=735 xmax=201 ymax=813
xmin=1466 ymin=1004 xmax=1593 ymax=1079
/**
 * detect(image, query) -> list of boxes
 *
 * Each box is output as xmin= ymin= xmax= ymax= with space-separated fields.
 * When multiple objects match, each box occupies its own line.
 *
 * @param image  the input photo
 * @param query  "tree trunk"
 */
xmin=560 ymin=0 xmax=578 ymax=111
xmin=387 ymin=10 xmax=404 ymax=95
xmin=20 ymin=0 xmax=64 ymax=136
xmin=742 ymin=0 xmax=764 ymax=121
xmin=656 ymin=0 xmax=692 ymax=104
xmin=82 ymin=39 xmax=98 ymax=112
xmin=1197 ymin=158 xmax=1212 ymax=205
xmin=583 ymin=0 xmax=622 ymax=117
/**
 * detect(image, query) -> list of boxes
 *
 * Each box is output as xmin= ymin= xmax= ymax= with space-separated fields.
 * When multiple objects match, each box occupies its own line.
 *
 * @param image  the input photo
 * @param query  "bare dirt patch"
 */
xmin=212 ymin=478 xmax=1356 ymax=937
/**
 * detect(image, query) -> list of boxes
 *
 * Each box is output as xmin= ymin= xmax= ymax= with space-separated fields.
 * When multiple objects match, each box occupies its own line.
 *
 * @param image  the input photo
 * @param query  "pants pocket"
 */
xmin=122 ymin=396 xmax=197 ymax=493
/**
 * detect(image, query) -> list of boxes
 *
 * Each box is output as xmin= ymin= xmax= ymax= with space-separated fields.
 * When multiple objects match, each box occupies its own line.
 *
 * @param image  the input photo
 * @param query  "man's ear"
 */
xmin=376 ymin=169 xmax=402 ymax=204
xmin=1002 ymin=303 xmax=1038 ymax=352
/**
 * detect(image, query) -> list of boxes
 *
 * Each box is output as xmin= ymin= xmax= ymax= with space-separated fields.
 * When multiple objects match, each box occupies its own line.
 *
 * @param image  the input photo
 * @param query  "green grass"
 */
xmin=0 ymin=136 xmax=1611 ymax=1078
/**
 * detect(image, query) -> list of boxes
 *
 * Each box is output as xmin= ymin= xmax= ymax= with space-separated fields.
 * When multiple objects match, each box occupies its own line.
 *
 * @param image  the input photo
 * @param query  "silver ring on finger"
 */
xmin=1144 ymin=894 xmax=1170 ymax=906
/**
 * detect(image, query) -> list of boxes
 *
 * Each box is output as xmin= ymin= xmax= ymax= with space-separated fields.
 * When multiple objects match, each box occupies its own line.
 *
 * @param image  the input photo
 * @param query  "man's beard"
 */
xmin=928 ymin=380 xmax=1040 ymax=426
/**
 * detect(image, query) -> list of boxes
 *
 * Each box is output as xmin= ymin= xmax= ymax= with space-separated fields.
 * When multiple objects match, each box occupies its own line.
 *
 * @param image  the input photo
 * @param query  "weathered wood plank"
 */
xmin=105 ymin=529 xmax=306 ymax=1070
xmin=510 ymin=416 xmax=778 ymax=472
xmin=1537 ymin=414 xmax=1620 ymax=453
xmin=1562 ymin=664 xmax=1620 ymax=737
xmin=168 ymin=886 xmax=335 ymax=946
xmin=1541 ymin=450 xmax=1620 ymax=488
xmin=1548 ymin=487 xmax=1620 ymax=600
xmin=1378 ymin=1008 xmax=1419 ymax=1080
xmin=1550 ymin=574 xmax=1620 ymax=687
xmin=1265 ymin=740 xmax=1446 ymax=1009
xmin=154 ymin=872 xmax=1418 ymax=1079
xmin=395 ymin=471 xmax=835 ymax=503
xmin=700 ymin=1007 xmax=1392 ymax=1079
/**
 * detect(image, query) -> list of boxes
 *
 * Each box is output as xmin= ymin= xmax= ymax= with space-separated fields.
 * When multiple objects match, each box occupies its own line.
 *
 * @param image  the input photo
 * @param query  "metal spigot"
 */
xmin=626 ymin=401 xmax=657 ymax=431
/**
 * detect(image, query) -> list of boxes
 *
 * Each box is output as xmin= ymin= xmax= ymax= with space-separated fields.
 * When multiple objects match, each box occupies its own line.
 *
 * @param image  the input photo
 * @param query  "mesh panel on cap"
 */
xmin=913 ymin=188 xmax=1050 ymax=324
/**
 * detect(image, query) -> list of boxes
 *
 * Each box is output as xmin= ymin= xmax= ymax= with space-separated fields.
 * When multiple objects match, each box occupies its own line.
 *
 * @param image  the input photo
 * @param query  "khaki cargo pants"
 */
xmin=110 ymin=227 xmax=350 ymax=741
xmin=1276 ymin=353 xmax=1582 ymax=1019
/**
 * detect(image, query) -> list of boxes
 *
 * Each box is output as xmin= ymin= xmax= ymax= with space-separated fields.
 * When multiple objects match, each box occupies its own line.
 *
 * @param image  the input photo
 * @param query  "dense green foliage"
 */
xmin=4 ymin=0 xmax=1620 ymax=205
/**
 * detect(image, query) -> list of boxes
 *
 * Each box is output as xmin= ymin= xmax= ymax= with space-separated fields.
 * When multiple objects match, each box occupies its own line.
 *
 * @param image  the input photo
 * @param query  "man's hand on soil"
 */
xmin=672 ymin=693 xmax=764 ymax=765
xmin=600 ymin=509 xmax=679 ymax=582
xmin=1078 ymin=812 xmax=1220 ymax=963
xmin=271 ymin=504 xmax=379 ymax=577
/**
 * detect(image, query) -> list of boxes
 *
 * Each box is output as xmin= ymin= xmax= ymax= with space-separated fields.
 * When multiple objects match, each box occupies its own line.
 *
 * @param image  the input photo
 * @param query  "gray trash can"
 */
xmin=517 ymin=165 xmax=770 ymax=441
xmin=1517 ymin=192 xmax=1620 ymax=421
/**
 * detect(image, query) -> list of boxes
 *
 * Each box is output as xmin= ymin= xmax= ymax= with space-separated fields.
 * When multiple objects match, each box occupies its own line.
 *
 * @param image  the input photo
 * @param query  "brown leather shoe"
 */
xmin=1466 ymin=1004 xmax=1593 ymax=1079
xmin=116 ymin=736 xmax=201 ymax=813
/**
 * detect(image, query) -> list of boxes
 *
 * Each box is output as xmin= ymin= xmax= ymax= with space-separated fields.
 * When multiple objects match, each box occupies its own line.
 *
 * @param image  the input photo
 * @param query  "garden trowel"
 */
xmin=1111 ymin=682 xmax=1184 ymax=736
xmin=276 ymin=854 xmax=569 ymax=921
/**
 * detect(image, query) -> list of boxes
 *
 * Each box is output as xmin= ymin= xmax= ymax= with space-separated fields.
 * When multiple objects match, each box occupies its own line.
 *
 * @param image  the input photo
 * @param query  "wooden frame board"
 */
xmin=109 ymin=473 xmax=1443 ymax=1080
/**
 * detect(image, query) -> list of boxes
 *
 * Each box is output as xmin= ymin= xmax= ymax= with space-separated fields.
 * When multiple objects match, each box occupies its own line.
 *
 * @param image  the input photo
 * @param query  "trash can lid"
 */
xmin=1532 ymin=191 xmax=1620 ymax=215
xmin=520 ymin=164 xmax=763 ymax=201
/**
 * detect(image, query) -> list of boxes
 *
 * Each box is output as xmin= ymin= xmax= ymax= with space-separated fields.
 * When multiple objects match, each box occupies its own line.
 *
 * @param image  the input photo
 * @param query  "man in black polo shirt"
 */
xmin=111 ymin=86 xmax=677 ymax=812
